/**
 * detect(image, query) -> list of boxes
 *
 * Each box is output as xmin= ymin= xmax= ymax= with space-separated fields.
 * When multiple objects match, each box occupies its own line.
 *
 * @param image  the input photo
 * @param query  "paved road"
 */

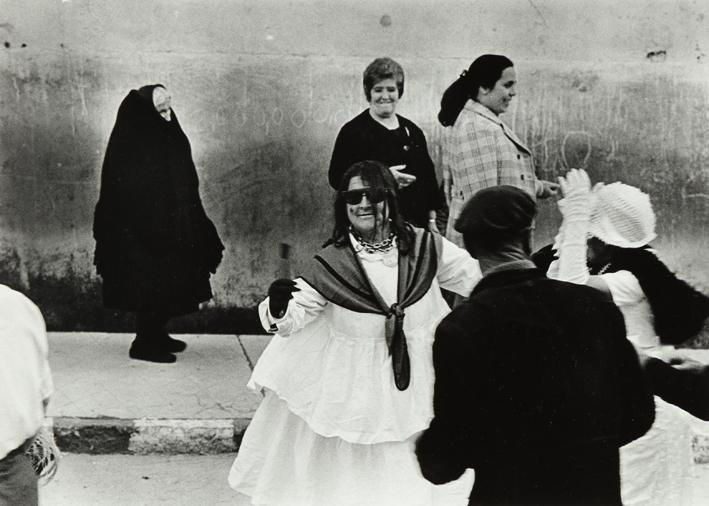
xmin=39 ymin=454 xmax=709 ymax=505
xmin=40 ymin=454 xmax=250 ymax=506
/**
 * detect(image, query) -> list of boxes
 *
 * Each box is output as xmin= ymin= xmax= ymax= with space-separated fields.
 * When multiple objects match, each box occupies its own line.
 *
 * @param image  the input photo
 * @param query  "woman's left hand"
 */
xmin=540 ymin=180 xmax=560 ymax=198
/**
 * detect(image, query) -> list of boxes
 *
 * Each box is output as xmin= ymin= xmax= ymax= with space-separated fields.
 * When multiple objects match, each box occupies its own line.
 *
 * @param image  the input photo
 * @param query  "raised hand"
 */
xmin=557 ymin=169 xmax=592 ymax=222
xmin=267 ymin=278 xmax=300 ymax=318
xmin=558 ymin=168 xmax=591 ymax=199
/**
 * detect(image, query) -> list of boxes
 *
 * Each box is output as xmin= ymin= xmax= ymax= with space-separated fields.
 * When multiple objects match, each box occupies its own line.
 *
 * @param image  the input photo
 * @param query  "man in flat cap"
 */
xmin=416 ymin=185 xmax=654 ymax=505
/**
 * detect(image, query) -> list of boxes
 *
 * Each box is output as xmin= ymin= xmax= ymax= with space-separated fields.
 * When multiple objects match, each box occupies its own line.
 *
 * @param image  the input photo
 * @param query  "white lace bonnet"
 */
xmin=588 ymin=182 xmax=657 ymax=248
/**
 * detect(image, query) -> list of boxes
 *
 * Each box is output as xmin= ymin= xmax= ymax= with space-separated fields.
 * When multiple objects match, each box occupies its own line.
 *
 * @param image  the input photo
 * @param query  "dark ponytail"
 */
xmin=438 ymin=54 xmax=514 ymax=127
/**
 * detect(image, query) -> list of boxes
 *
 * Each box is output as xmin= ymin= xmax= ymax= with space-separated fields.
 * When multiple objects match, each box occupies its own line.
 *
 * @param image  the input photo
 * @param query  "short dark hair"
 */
xmin=438 ymin=54 xmax=514 ymax=126
xmin=363 ymin=57 xmax=405 ymax=101
xmin=326 ymin=160 xmax=414 ymax=254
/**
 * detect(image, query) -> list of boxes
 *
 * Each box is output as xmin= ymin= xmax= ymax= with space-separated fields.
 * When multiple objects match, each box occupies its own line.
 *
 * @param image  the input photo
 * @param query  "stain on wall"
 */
xmin=1 ymin=0 xmax=708 ymax=331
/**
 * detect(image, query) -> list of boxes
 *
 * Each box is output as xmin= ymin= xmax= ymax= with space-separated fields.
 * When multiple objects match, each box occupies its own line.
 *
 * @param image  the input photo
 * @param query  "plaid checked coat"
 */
xmin=442 ymin=100 xmax=542 ymax=247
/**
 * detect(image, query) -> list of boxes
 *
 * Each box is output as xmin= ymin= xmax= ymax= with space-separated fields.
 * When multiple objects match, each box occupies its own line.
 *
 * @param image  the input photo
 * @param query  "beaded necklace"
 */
xmin=596 ymin=262 xmax=612 ymax=275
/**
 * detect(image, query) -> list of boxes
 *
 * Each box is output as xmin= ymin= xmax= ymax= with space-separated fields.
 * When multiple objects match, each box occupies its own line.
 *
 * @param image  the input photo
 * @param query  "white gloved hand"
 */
xmin=557 ymin=168 xmax=592 ymax=223
xmin=553 ymin=169 xmax=593 ymax=284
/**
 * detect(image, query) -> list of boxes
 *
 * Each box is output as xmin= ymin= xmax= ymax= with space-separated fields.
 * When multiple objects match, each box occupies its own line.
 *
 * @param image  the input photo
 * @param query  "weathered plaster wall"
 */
xmin=1 ymin=0 xmax=708 ymax=330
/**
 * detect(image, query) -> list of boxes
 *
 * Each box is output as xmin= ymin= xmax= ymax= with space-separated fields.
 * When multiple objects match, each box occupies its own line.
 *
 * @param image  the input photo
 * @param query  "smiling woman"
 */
xmin=228 ymin=160 xmax=482 ymax=505
xmin=477 ymin=66 xmax=517 ymax=115
xmin=438 ymin=54 xmax=560 ymax=250
xmin=328 ymin=57 xmax=443 ymax=230
xmin=344 ymin=177 xmax=390 ymax=243
xmin=368 ymin=78 xmax=399 ymax=120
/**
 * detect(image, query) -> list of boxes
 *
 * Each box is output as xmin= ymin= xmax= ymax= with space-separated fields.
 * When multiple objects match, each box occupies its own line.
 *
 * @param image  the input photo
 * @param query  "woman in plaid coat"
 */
xmin=438 ymin=54 xmax=558 ymax=247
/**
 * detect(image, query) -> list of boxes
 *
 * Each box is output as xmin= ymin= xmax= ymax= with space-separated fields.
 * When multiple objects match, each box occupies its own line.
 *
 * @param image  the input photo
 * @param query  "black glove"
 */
xmin=268 ymin=278 xmax=299 ymax=317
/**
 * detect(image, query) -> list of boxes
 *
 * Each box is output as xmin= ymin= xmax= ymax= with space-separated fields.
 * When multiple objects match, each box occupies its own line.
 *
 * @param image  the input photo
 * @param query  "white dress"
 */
xmin=602 ymin=270 xmax=709 ymax=506
xmin=228 ymin=236 xmax=481 ymax=506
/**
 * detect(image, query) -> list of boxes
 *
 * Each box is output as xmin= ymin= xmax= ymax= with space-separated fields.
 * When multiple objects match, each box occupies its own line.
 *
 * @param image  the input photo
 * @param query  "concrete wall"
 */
xmin=1 ymin=0 xmax=709 ymax=330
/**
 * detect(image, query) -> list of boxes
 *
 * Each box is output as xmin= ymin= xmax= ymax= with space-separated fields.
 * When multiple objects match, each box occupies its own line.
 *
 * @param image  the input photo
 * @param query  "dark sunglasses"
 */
xmin=341 ymin=188 xmax=389 ymax=205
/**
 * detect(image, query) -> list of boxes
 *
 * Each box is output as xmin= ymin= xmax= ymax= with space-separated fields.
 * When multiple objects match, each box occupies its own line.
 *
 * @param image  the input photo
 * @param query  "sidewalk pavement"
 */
xmin=45 ymin=332 xmax=709 ymax=462
xmin=46 ymin=332 xmax=269 ymax=454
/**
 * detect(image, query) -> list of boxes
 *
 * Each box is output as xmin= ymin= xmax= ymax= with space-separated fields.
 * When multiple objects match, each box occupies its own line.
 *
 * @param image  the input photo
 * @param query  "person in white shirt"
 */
xmin=0 ymin=285 xmax=53 ymax=505
xmin=547 ymin=169 xmax=709 ymax=506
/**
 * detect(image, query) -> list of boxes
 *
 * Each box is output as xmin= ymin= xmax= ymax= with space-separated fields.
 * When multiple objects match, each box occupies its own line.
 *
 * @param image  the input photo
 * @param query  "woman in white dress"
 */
xmin=547 ymin=168 xmax=709 ymax=506
xmin=229 ymin=160 xmax=481 ymax=506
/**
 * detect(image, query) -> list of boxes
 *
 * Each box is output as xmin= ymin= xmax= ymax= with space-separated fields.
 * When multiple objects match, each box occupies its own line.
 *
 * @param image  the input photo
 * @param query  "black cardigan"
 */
xmin=329 ymin=110 xmax=443 ymax=227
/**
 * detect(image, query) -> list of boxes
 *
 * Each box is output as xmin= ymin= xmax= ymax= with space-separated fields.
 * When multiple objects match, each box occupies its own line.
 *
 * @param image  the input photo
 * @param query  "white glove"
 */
xmin=558 ymin=169 xmax=591 ymax=223
xmin=553 ymin=169 xmax=592 ymax=284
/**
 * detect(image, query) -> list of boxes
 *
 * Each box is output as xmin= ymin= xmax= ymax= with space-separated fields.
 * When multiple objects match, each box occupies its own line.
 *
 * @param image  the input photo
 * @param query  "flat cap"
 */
xmin=454 ymin=185 xmax=536 ymax=239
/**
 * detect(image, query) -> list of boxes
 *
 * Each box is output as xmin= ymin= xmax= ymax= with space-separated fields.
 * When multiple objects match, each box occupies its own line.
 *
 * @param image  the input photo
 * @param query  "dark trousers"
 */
xmin=0 ymin=441 xmax=38 ymax=506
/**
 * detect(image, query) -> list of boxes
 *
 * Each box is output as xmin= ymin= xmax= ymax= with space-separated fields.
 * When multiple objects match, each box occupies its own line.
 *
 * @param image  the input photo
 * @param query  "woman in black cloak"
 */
xmin=93 ymin=84 xmax=224 ymax=363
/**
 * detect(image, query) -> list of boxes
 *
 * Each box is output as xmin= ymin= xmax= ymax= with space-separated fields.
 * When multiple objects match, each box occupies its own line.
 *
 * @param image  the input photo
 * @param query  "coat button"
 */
xmin=520 ymin=174 xmax=525 ymax=180
xmin=517 ymin=154 xmax=521 ymax=160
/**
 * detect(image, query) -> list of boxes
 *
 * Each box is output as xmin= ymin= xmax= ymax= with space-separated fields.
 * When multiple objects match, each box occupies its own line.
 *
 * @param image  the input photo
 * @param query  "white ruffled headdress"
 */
xmin=589 ymin=182 xmax=657 ymax=248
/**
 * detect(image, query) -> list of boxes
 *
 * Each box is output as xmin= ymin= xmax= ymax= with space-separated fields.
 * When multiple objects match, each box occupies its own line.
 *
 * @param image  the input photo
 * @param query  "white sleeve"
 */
xmin=25 ymin=295 xmax=53 ymax=400
xmin=436 ymin=237 xmax=483 ymax=296
xmin=599 ymin=270 xmax=644 ymax=307
xmin=257 ymin=278 xmax=328 ymax=336
xmin=551 ymin=196 xmax=590 ymax=285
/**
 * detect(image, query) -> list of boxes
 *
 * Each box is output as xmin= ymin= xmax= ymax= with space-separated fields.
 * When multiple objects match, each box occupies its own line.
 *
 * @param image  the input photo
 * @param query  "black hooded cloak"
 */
xmin=93 ymin=84 xmax=224 ymax=316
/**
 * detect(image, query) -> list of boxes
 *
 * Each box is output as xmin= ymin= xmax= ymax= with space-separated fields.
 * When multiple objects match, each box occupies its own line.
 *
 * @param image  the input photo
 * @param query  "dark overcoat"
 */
xmin=416 ymin=268 xmax=655 ymax=506
xmin=93 ymin=85 xmax=224 ymax=316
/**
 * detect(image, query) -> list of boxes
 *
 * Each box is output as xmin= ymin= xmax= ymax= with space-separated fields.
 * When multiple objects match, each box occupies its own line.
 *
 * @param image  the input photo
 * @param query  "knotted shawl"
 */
xmin=304 ymin=228 xmax=441 ymax=390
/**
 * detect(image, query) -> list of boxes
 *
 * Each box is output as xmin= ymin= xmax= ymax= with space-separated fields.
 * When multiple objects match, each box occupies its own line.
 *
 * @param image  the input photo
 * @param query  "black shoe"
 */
xmin=162 ymin=335 xmax=187 ymax=353
xmin=129 ymin=342 xmax=177 ymax=363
